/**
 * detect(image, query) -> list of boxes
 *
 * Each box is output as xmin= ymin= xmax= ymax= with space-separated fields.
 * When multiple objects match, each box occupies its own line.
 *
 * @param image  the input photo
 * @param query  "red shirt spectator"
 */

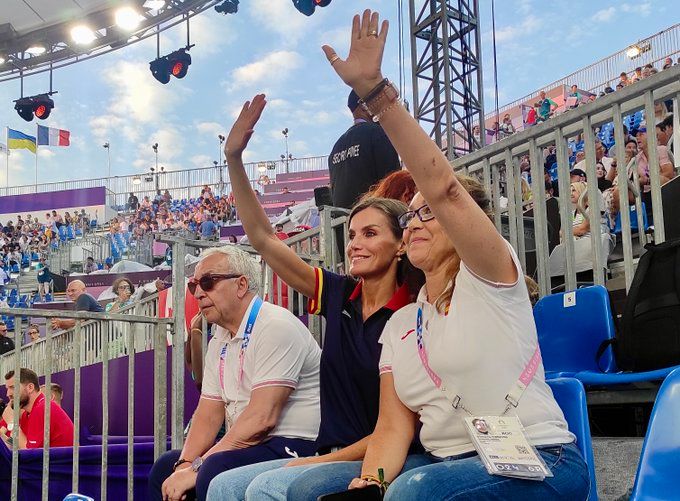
xmin=1 ymin=394 xmax=74 ymax=448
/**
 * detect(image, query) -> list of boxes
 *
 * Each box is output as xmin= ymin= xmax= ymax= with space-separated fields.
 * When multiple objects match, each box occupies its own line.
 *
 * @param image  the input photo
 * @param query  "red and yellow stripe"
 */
xmin=307 ymin=267 xmax=324 ymax=315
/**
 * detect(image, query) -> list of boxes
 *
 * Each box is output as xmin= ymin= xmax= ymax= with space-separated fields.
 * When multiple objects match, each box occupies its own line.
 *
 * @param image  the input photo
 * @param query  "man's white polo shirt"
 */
xmin=201 ymin=296 xmax=321 ymax=441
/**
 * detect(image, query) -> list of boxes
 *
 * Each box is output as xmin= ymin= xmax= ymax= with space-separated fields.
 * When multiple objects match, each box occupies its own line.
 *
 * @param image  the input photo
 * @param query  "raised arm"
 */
xmin=224 ymin=95 xmax=316 ymax=298
xmin=323 ymin=10 xmax=515 ymax=284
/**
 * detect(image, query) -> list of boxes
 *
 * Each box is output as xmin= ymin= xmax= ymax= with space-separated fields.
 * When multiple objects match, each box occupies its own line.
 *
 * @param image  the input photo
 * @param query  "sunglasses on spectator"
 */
xmin=399 ymin=204 xmax=435 ymax=228
xmin=188 ymin=274 xmax=241 ymax=296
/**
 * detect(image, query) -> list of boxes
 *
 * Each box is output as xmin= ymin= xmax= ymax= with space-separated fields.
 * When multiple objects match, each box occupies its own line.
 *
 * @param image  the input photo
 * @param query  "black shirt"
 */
xmin=128 ymin=195 xmax=139 ymax=210
xmin=0 ymin=336 xmax=15 ymax=355
xmin=328 ymin=121 xmax=400 ymax=209
xmin=75 ymin=293 xmax=104 ymax=313
xmin=308 ymin=268 xmax=410 ymax=451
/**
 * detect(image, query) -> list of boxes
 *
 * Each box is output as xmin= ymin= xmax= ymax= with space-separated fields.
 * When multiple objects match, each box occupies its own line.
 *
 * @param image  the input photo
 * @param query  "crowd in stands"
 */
xmin=489 ymin=57 xmax=679 ymax=141
xmin=115 ymin=185 xmax=235 ymax=241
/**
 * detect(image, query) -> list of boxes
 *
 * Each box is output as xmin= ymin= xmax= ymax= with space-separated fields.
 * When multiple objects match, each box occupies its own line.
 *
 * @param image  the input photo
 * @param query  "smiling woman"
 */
xmin=203 ymin=92 xmax=425 ymax=500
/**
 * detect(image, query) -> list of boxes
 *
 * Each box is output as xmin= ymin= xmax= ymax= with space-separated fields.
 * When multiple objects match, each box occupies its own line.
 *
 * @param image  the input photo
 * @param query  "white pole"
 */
xmin=5 ymin=127 xmax=9 ymax=196
xmin=35 ymin=125 xmax=39 ymax=193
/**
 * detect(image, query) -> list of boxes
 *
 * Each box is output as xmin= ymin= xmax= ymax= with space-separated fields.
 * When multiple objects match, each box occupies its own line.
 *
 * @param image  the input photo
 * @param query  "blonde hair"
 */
xmin=434 ymin=174 xmax=492 ymax=314
xmin=570 ymin=181 xmax=588 ymax=206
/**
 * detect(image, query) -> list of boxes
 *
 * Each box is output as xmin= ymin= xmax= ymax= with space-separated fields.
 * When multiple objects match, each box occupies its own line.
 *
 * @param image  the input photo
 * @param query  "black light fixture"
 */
xmin=150 ymin=48 xmax=192 ymax=84
xmin=13 ymin=94 xmax=55 ymax=121
xmin=14 ymin=97 xmax=35 ymax=121
xmin=215 ymin=0 xmax=239 ymax=14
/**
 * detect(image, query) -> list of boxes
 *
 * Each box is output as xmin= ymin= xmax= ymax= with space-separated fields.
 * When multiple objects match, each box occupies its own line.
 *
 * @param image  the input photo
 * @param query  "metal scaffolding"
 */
xmin=409 ymin=0 xmax=485 ymax=158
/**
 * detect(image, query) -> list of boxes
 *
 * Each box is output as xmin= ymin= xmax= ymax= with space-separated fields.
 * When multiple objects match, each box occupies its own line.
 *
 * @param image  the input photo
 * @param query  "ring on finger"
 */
xmin=328 ymin=55 xmax=340 ymax=65
xmin=368 ymin=30 xmax=379 ymax=38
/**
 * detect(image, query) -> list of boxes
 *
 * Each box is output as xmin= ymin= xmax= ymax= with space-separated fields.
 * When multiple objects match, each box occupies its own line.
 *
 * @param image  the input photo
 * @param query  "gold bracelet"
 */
xmin=360 ymin=474 xmax=381 ymax=485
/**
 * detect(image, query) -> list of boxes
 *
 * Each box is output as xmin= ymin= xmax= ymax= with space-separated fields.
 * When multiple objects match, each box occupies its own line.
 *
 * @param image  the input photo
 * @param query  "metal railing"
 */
xmin=0 ymin=205 xmax=349 ymax=500
xmin=0 ymin=307 xmax=174 ymax=501
xmin=48 ymin=234 xmax=112 ymax=274
xmin=6 ymin=156 xmax=329 ymax=207
xmin=487 ymin=23 xmax=679 ymax=119
xmin=457 ymin=65 xmax=680 ymax=297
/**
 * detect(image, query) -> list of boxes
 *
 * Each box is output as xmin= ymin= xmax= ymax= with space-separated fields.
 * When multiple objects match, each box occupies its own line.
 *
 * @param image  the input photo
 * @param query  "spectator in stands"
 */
xmin=36 ymin=257 xmax=51 ymax=301
xmin=273 ymin=224 xmax=288 ymax=240
xmin=568 ymin=84 xmax=582 ymax=107
xmin=39 ymin=383 xmax=63 ymax=407
xmin=573 ymin=139 xmax=613 ymax=177
xmin=328 ymin=90 xmax=401 ymax=209
xmin=83 ymin=256 xmax=97 ymax=274
xmin=51 ymin=280 xmax=104 ymax=330
xmin=0 ymin=321 xmax=14 ymax=355
xmin=635 ymin=124 xmax=675 ymax=209
xmin=570 ymin=181 xmax=590 ymax=238
xmin=525 ymin=103 xmax=538 ymax=127
xmin=206 ymin=96 xmax=424 ymax=500
xmin=27 ymin=324 xmax=40 ymax=343
xmin=570 ymin=168 xmax=587 ymax=183
xmin=537 ymin=90 xmax=557 ymax=122
xmin=127 ymin=192 xmax=139 ymax=211
xmin=0 ymin=266 xmax=8 ymax=295
xmin=616 ymin=82 xmax=624 ymax=91
xmin=148 ymin=246 xmax=321 ymax=501
xmin=656 ymin=116 xmax=672 ymax=147
xmin=499 ymin=113 xmax=515 ymax=137
xmin=294 ymin=14 xmax=588 ymax=499
xmin=366 ymin=169 xmax=417 ymax=205
xmin=0 ymin=368 xmax=74 ymax=449
xmin=105 ymin=278 xmax=135 ymax=312
xmin=654 ymin=101 xmax=668 ymax=123
xmin=199 ymin=217 xmax=218 ymax=241
xmin=662 ymin=57 xmax=673 ymax=70
xmin=641 ymin=64 xmax=653 ymax=79
xmin=619 ymin=71 xmax=630 ymax=87
xmin=631 ymin=67 xmax=643 ymax=83
xmin=596 ymin=162 xmax=613 ymax=191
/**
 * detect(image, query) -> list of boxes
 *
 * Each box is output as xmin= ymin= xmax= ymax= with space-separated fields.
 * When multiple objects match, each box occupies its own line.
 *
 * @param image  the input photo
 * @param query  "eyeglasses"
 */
xmin=117 ymin=284 xmax=131 ymax=291
xmin=398 ymin=204 xmax=435 ymax=229
xmin=28 ymin=331 xmax=39 ymax=336
xmin=188 ymin=273 xmax=241 ymax=296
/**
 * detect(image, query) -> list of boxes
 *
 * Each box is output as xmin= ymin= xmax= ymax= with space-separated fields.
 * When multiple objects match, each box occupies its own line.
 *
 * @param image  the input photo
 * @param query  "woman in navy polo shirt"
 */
xmin=205 ymin=94 xmax=424 ymax=499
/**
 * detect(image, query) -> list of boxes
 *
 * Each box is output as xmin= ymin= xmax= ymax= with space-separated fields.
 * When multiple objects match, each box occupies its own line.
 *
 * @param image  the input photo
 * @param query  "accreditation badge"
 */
xmin=463 ymin=416 xmax=552 ymax=481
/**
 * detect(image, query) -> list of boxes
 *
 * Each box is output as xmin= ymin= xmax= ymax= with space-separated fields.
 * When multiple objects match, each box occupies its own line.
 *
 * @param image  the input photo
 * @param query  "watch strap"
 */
xmin=172 ymin=458 xmax=190 ymax=471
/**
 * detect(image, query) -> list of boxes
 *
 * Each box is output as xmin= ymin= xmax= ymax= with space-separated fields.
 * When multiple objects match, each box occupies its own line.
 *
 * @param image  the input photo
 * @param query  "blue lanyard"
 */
xmin=238 ymin=296 xmax=263 ymax=385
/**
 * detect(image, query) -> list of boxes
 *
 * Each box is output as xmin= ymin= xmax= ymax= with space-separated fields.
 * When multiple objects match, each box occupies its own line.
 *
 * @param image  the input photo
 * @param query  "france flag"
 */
xmin=37 ymin=125 xmax=70 ymax=146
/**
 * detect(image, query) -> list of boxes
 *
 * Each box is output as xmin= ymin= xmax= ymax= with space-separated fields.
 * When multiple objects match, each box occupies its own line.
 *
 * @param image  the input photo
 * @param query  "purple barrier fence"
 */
xmin=0 ymin=187 xmax=106 ymax=215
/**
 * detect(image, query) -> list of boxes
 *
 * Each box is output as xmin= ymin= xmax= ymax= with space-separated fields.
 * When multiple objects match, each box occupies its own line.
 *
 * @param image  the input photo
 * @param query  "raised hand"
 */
xmin=224 ymin=94 xmax=267 ymax=160
xmin=322 ymin=9 xmax=389 ymax=97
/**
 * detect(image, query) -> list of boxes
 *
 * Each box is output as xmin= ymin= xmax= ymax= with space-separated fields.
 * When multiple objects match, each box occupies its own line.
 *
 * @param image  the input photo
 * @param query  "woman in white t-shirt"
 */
xmin=319 ymin=9 xmax=589 ymax=500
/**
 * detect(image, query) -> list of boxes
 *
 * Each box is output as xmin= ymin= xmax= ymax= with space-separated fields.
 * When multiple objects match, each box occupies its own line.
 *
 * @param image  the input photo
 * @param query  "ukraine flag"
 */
xmin=7 ymin=128 xmax=37 ymax=154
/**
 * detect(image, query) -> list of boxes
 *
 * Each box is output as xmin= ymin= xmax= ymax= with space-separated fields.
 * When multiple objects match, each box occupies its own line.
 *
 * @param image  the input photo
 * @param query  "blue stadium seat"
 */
xmin=612 ymin=203 xmax=649 ymax=234
xmin=535 ymin=285 xmax=680 ymax=384
xmin=547 ymin=378 xmax=598 ymax=501
xmin=90 ymin=220 xmax=97 ymax=228
xmin=630 ymin=367 xmax=680 ymax=501
xmin=66 ymin=225 xmax=75 ymax=240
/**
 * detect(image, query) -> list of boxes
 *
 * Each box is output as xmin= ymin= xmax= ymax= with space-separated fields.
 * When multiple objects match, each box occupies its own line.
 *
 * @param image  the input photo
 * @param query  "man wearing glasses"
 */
xmin=0 ymin=321 xmax=14 ymax=355
xmin=149 ymin=246 xmax=321 ymax=501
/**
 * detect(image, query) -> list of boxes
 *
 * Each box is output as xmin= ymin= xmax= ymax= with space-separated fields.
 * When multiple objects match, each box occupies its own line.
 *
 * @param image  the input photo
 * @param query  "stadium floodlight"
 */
xmin=0 ymin=55 xmax=6 ymax=65
xmin=150 ymin=56 xmax=171 ymax=84
xmin=215 ymin=0 xmax=239 ymax=14
xmin=143 ymin=0 xmax=166 ymax=9
xmin=14 ymin=97 xmax=35 ymax=122
xmin=115 ymin=6 xmax=143 ymax=31
xmin=167 ymin=49 xmax=191 ymax=79
xmin=71 ymin=25 xmax=97 ymax=45
xmin=26 ymin=44 xmax=47 ymax=56
xmin=292 ymin=0 xmax=331 ymax=16
xmin=132 ymin=175 xmax=142 ymax=185
xmin=33 ymin=94 xmax=55 ymax=120
xmin=626 ymin=45 xmax=641 ymax=59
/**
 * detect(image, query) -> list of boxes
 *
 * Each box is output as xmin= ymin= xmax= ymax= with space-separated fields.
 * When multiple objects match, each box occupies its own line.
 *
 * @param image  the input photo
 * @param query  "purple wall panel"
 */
xmin=0 ymin=348 xmax=200 ymax=437
xmin=0 ymin=187 xmax=106 ymax=214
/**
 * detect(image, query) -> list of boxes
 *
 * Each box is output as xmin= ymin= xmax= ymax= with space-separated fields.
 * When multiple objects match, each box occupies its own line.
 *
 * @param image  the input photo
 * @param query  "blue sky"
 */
xmin=0 ymin=0 xmax=673 ymax=188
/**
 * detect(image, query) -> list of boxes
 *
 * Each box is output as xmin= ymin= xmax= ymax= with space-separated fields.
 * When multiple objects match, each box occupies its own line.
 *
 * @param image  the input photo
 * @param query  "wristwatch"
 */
xmin=190 ymin=456 xmax=203 ymax=472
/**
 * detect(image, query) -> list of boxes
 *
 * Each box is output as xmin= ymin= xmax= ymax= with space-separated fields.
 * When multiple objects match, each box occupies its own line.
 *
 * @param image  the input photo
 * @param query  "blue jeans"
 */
xmin=383 ymin=442 xmax=589 ymax=501
xmin=241 ymin=455 xmax=431 ymax=501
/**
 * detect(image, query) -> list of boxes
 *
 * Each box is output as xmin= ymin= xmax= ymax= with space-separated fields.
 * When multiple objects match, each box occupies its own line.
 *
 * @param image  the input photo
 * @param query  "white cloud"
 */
xmin=196 ymin=122 xmax=226 ymax=137
xmin=248 ymin=0 xmax=316 ymax=45
xmin=592 ymin=7 xmax=616 ymax=22
xmin=38 ymin=149 xmax=56 ymax=159
xmin=190 ymin=154 xmax=212 ymax=168
xmin=229 ymin=51 xmax=303 ymax=89
xmin=492 ymin=15 xmax=541 ymax=44
xmin=622 ymin=2 xmax=652 ymax=15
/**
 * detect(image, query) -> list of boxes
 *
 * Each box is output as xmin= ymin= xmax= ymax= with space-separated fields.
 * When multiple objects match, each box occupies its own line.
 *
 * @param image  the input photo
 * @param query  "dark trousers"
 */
xmin=147 ymin=436 xmax=317 ymax=501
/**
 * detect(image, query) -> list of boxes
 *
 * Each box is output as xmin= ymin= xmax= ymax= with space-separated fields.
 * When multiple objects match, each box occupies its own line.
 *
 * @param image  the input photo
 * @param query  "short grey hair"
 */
xmin=199 ymin=246 xmax=261 ymax=295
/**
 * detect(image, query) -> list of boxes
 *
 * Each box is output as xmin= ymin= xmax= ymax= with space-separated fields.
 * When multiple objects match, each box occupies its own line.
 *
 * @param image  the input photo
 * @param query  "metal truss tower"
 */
xmin=409 ymin=0 xmax=485 ymax=158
